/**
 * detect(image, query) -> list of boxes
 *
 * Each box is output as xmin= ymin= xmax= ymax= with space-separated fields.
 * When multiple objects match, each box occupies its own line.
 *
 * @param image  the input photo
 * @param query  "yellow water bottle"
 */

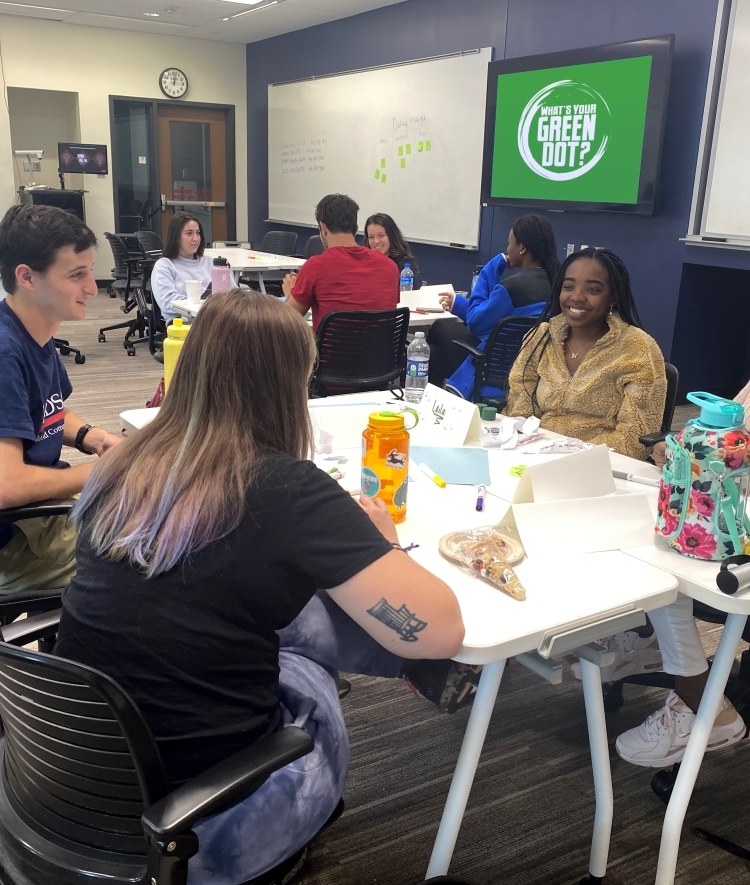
xmin=163 ymin=318 xmax=190 ymax=391
xmin=361 ymin=410 xmax=418 ymax=524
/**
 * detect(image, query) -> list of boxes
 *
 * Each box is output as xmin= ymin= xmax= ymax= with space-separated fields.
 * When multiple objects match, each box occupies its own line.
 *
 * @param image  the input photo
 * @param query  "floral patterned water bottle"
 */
xmin=657 ymin=392 xmax=750 ymax=561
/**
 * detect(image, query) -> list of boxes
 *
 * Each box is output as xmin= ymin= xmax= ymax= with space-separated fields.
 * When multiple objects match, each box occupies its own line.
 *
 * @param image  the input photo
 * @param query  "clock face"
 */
xmin=160 ymin=68 xmax=188 ymax=98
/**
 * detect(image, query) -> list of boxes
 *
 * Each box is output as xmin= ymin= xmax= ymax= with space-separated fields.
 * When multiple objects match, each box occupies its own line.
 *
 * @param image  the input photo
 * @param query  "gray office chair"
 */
xmin=303 ymin=235 xmax=325 ymax=259
xmin=259 ymin=231 xmax=297 ymax=256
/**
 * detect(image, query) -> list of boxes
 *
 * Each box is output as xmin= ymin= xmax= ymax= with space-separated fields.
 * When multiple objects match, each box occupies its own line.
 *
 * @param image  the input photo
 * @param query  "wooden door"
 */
xmin=157 ymin=105 xmax=228 ymax=243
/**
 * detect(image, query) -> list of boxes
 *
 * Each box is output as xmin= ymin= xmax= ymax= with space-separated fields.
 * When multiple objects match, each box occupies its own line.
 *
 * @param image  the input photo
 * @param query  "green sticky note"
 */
xmin=418 ymin=141 xmax=424 ymax=152
xmin=405 ymin=144 xmax=411 ymax=154
xmin=374 ymin=169 xmax=380 ymax=179
xmin=509 ymin=464 xmax=527 ymax=477
xmin=426 ymin=140 xmax=432 ymax=151
xmin=381 ymin=174 xmax=387 ymax=184
xmin=380 ymin=158 xmax=386 ymax=168
xmin=400 ymin=158 xmax=406 ymax=168
xmin=398 ymin=145 xmax=404 ymax=156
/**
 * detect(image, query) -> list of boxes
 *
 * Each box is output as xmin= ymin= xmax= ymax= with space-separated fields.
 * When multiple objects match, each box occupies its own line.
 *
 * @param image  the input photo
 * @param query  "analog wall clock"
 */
xmin=159 ymin=68 xmax=188 ymax=98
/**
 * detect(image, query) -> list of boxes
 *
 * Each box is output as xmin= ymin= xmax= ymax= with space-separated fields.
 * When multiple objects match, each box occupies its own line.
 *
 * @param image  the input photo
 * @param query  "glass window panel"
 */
xmin=170 ymin=121 xmax=211 ymax=201
xmin=112 ymin=100 xmax=155 ymax=233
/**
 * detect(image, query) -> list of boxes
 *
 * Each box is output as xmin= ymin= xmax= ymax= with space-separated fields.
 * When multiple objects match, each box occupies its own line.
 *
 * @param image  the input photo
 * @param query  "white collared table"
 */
xmin=204 ymin=247 xmax=305 ymax=294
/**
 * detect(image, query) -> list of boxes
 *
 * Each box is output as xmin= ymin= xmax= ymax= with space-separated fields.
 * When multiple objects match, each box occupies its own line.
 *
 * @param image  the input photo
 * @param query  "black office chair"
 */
xmin=99 ymin=233 xmax=146 ymax=344
xmin=125 ymin=255 xmax=162 ymax=357
xmin=450 ymin=315 xmax=539 ymax=404
xmin=312 ymin=308 xmax=410 ymax=397
xmin=54 ymin=337 xmax=85 ymax=364
xmin=259 ymin=231 xmax=298 ymax=256
xmin=0 ymin=627 xmax=314 ymax=885
xmin=303 ymin=235 xmax=325 ymax=259
xmin=0 ymin=498 xmax=75 ymax=653
xmin=134 ymin=229 xmax=164 ymax=259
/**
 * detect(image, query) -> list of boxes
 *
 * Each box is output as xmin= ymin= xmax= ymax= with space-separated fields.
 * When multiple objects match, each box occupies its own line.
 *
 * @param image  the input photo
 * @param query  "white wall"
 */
xmin=0 ymin=15 xmax=247 ymax=278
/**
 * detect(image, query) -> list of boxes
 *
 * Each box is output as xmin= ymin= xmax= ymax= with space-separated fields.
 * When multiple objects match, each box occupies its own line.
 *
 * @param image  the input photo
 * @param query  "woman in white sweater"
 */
xmin=151 ymin=212 xmax=213 ymax=321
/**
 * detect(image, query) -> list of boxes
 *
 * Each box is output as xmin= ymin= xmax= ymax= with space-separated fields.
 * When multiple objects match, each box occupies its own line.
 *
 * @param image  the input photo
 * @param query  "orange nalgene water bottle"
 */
xmin=361 ymin=410 xmax=418 ymax=524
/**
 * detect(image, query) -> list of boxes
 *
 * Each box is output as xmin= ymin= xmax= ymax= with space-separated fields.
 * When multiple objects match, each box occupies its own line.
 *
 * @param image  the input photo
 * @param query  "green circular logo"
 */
xmin=517 ymin=80 xmax=611 ymax=181
xmin=361 ymin=467 xmax=381 ymax=498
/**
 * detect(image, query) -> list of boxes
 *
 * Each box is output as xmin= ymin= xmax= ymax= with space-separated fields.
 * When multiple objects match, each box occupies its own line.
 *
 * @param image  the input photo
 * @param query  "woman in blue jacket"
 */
xmin=427 ymin=214 xmax=560 ymax=399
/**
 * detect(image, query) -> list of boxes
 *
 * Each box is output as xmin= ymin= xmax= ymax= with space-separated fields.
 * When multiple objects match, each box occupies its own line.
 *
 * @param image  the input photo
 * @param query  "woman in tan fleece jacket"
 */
xmin=507 ymin=247 xmax=666 ymax=460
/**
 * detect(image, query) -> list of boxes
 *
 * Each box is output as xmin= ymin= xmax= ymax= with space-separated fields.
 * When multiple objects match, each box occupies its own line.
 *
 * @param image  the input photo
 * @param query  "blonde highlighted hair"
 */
xmin=75 ymin=289 xmax=317 ymax=577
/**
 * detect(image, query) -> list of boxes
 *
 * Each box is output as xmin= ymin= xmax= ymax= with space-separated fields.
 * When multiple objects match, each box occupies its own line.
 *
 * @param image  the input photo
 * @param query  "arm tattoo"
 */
xmin=367 ymin=598 xmax=427 ymax=642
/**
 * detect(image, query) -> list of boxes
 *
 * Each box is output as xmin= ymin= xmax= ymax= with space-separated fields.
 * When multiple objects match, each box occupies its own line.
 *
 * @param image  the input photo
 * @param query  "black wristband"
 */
xmin=74 ymin=423 xmax=94 ymax=453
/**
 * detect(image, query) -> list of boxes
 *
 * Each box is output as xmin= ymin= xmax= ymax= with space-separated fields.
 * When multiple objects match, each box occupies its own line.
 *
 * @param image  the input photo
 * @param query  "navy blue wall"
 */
xmin=247 ymin=0 xmax=750 ymax=383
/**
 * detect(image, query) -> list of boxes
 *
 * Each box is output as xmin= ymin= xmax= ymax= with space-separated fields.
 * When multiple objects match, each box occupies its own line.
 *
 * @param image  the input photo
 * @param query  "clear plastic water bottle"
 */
xmin=399 ymin=262 xmax=414 ymax=292
xmin=405 ymin=331 xmax=429 ymax=403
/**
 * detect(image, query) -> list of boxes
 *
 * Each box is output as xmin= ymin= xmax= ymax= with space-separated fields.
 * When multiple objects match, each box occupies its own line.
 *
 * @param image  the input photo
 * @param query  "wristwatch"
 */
xmin=74 ymin=423 xmax=94 ymax=453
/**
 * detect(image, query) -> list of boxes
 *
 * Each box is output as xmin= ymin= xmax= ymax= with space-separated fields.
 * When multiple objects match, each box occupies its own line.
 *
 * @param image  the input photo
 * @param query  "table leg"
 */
xmin=425 ymin=658 xmax=506 ymax=879
xmin=257 ymin=271 xmax=267 ymax=294
xmin=655 ymin=612 xmax=748 ymax=885
xmin=580 ymin=657 xmax=613 ymax=880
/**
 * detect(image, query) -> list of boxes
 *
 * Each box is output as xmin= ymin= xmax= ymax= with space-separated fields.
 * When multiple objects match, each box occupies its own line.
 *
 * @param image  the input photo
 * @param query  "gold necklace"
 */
xmin=565 ymin=338 xmax=598 ymax=360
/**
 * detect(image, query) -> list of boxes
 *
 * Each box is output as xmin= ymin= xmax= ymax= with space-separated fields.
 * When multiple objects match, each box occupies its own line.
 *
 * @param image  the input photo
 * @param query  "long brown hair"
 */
xmin=75 ymin=289 xmax=316 ymax=577
xmin=162 ymin=211 xmax=206 ymax=260
xmin=364 ymin=212 xmax=418 ymax=273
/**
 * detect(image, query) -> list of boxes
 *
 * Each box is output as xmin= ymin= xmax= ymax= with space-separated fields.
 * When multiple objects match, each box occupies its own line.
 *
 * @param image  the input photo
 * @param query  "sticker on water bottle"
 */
xmin=361 ymin=467 xmax=381 ymax=498
xmin=407 ymin=359 xmax=429 ymax=379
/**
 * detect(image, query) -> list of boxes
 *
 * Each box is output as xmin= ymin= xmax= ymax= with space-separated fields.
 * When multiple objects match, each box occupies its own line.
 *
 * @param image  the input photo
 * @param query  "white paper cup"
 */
xmin=185 ymin=280 xmax=202 ymax=303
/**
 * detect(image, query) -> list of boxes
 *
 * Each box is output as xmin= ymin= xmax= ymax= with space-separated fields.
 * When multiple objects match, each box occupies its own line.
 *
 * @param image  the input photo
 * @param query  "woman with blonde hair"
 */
xmin=54 ymin=289 xmax=463 ymax=884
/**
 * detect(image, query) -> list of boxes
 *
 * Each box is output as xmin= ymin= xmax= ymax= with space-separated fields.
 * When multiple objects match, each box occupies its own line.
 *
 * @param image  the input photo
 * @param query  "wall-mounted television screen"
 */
xmin=481 ymin=35 xmax=674 ymax=215
xmin=58 ymin=143 xmax=108 ymax=175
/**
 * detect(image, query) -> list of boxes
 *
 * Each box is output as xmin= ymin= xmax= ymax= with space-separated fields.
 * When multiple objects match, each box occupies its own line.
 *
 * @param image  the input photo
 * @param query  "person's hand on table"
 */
xmin=357 ymin=494 xmax=399 ymax=546
xmin=438 ymin=291 xmax=455 ymax=312
xmin=83 ymin=428 xmax=123 ymax=457
xmin=282 ymin=272 xmax=298 ymax=299
xmin=651 ymin=440 xmax=666 ymax=468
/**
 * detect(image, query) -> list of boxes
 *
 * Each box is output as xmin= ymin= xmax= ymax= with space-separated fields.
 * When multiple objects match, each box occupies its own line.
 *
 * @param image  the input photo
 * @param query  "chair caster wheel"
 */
xmin=75 ymin=354 xmax=85 ymax=364
xmin=126 ymin=346 xmax=136 ymax=356
xmin=651 ymin=765 xmax=679 ymax=805
xmin=98 ymin=333 xmax=106 ymax=342
xmin=59 ymin=346 xmax=70 ymax=356
xmin=580 ymin=875 xmax=604 ymax=884
xmin=602 ymin=682 xmax=624 ymax=713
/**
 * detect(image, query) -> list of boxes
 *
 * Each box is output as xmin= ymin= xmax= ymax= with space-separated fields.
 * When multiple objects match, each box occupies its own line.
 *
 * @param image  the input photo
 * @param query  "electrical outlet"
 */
xmin=566 ymin=243 xmax=575 ymax=256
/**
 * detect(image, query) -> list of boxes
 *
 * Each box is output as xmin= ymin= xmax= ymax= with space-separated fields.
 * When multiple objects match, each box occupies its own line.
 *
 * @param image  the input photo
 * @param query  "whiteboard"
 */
xmin=268 ymin=49 xmax=493 ymax=249
xmin=688 ymin=0 xmax=750 ymax=247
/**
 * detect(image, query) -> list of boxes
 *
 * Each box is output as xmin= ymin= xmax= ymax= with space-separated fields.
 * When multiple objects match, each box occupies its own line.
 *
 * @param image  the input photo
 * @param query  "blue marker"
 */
xmin=475 ymin=485 xmax=486 ymax=512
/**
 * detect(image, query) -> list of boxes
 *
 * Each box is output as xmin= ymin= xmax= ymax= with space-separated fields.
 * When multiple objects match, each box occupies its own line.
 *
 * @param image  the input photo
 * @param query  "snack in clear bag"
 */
xmin=438 ymin=526 xmax=526 ymax=601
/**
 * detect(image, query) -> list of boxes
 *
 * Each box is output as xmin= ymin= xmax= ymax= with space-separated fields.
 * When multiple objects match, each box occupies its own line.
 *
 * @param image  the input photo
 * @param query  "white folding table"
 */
xmin=203 ymin=246 xmax=305 ymax=294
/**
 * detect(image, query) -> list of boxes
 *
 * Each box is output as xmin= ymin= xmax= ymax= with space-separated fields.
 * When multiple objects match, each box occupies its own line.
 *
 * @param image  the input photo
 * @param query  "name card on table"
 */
xmin=409 ymin=384 xmax=482 ymax=447
xmin=498 ymin=445 xmax=654 ymax=558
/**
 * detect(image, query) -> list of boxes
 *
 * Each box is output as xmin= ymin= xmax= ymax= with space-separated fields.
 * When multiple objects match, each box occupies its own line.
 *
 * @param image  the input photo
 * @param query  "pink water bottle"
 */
xmin=211 ymin=257 xmax=233 ymax=293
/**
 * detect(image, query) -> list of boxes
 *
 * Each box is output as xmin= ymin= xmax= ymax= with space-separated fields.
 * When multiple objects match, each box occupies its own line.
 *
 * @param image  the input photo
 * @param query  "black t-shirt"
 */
xmin=54 ymin=456 xmax=392 ymax=784
xmin=503 ymin=267 xmax=551 ymax=309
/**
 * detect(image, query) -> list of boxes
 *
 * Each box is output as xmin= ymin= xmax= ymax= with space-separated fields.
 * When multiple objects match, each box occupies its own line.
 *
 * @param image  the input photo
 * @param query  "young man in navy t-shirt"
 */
xmin=282 ymin=194 xmax=398 ymax=332
xmin=0 ymin=205 xmax=122 ymax=595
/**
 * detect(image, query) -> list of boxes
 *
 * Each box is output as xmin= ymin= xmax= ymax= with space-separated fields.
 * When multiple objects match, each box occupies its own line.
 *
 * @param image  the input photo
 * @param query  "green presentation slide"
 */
xmin=490 ymin=55 xmax=652 ymax=204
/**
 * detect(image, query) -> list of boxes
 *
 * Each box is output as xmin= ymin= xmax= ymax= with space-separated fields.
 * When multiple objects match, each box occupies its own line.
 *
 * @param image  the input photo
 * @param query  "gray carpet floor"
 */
xmin=56 ymin=296 xmax=750 ymax=885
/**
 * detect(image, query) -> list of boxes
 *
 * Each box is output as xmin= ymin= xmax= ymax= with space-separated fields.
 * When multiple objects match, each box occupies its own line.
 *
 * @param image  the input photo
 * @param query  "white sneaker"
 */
xmin=571 ymin=631 xmax=663 ymax=682
xmin=615 ymin=690 xmax=746 ymax=768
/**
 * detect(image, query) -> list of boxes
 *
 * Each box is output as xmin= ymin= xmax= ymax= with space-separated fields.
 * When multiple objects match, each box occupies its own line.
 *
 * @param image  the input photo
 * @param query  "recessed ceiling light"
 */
xmin=224 ymin=0 xmax=276 ymax=16
xmin=143 ymin=11 xmax=160 ymax=15
xmin=221 ymin=0 xmax=264 ymax=4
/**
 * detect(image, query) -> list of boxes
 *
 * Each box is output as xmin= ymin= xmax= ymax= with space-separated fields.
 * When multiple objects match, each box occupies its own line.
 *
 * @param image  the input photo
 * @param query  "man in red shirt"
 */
xmin=282 ymin=194 xmax=399 ymax=332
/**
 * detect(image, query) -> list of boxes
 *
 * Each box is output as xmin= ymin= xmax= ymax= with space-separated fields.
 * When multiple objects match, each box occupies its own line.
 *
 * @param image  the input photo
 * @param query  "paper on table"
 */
xmin=308 ymin=401 xmax=379 ymax=449
xmin=512 ymin=493 xmax=655 ymax=558
xmin=410 ymin=446 xmax=491 ymax=485
xmin=524 ymin=444 xmax=615 ymax=503
xmin=398 ymin=284 xmax=454 ymax=312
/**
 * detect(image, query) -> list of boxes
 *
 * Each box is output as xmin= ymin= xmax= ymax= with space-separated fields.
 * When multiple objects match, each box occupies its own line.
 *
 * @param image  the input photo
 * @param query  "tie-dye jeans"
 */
xmin=187 ymin=591 xmax=404 ymax=885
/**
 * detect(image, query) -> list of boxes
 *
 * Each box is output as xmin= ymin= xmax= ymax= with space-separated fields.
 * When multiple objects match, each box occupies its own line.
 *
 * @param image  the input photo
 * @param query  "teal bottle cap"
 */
xmin=686 ymin=391 xmax=745 ymax=429
xmin=481 ymin=406 xmax=497 ymax=421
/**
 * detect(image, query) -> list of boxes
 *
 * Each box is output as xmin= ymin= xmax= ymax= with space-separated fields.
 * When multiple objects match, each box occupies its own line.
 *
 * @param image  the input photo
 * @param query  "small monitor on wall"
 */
xmin=481 ymin=35 xmax=674 ymax=215
xmin=58 ymin=143 xmax=108 ymax=175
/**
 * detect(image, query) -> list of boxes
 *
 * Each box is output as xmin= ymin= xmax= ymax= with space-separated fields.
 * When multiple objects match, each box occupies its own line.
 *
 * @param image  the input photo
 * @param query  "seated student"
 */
xmin=506 ymin=247 xmax=665 ymax=461
xmin=151 ymin=212 xmax=213 ymax=322
xmin=0 ymin=204 xmax=122 ymax=596
xmin=54 ymin=289 xmax=464 ymax=884
xmin=282 ymin=194 xmax=399 ymax=332
xmin=427 ymin=214 xmax=559 ymax=398
xmin=364 ymin=212 xmax=419 ymax=278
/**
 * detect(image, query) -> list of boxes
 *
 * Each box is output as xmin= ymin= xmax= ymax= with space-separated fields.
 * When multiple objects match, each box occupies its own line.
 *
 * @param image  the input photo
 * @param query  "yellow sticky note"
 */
xmin=426 ymin=140 xmax=432 ymax=150
xmin=418 ymin=141 xmax=424 ymax=152
xmin=405 ymin=144 xmax=411 ymax=154
xmin=374 ymin=169 xmax=380 ymax=179
xmin=380 ymin=158 xmax=386 ymax=168
xmin=400 ymin=158 xmax=406 ymax=168
xmin=398 ymin=145 xmax=404 ymax=156
xmin=381 ymin=174 xmax=387 ymax=184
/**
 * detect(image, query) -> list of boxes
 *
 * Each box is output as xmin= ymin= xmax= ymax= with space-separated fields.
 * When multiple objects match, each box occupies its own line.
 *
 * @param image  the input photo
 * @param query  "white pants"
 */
xmin=649 ymin=594 xmax=708 ymax=678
